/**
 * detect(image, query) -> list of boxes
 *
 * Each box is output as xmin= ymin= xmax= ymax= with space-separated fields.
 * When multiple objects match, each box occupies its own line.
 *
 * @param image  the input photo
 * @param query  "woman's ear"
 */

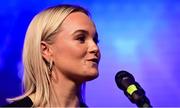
xmin=41 ymin=41 xmax=53 ymax=61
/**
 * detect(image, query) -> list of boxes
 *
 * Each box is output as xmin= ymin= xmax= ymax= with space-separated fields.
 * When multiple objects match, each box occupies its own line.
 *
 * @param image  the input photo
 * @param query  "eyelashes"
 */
xmin=76 ymin=34 xmax=99 ymax=44
xmin=76 ymin=35 xmax=86 ymax=43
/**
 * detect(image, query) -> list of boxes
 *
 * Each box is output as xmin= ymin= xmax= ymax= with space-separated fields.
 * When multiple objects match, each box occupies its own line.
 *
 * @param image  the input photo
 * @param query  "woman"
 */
xmin=6 ymin=4 xmax=100 ymax=107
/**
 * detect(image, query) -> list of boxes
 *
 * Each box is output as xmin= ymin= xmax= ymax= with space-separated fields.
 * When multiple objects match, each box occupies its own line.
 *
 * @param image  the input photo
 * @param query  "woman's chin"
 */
xmin=85 ymin=70 xmax=99 ymax=81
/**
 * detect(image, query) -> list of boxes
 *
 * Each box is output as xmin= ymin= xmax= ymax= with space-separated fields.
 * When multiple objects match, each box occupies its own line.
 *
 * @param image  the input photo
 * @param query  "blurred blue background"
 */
xmin=0 ymin=0 xmax=180 ymax=107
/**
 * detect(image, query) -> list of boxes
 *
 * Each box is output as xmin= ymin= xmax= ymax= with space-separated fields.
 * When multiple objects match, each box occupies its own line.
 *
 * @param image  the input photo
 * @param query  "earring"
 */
xmin=48 ymin=59 xmax=53 ymax=72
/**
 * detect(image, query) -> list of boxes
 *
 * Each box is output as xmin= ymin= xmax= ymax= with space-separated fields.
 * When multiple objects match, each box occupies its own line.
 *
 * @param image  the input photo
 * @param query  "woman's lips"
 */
xmin=87 ymin=58 xmax=99 ymax=64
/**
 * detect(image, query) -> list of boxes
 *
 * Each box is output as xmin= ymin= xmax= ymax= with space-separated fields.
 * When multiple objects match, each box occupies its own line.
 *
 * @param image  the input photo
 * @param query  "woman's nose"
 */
xmin=88 ymin=40 xmax=100 ymax=56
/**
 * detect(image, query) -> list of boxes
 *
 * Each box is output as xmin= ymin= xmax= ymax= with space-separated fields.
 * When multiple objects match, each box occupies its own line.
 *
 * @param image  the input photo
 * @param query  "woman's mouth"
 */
xmin=86 ymin=58 xmax=99 ymax=67
xmin=87 ymin=58 xmax=99 ymax=64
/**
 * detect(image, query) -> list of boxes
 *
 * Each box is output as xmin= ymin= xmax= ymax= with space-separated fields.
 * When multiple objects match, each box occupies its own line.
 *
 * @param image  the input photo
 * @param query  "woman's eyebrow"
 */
xmin=72 ymin=29 xmax=98 ymax=38
xmin=72 ymin=29 xmax=89 ymax=35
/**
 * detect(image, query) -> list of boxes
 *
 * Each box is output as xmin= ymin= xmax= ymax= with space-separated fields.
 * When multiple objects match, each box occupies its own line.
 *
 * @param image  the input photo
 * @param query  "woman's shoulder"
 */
xmin=4 ymin=96 xmax=33 ymax=107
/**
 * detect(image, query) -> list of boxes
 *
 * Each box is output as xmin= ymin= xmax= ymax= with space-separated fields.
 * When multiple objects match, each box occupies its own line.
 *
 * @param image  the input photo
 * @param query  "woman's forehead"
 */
xmin=60 ymin=12 xmax=96 ymax=33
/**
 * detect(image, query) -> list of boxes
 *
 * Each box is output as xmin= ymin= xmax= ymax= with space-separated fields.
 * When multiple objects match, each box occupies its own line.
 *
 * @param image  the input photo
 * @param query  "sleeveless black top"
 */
xmin=4 ymin=96 xmax=87 ymax=107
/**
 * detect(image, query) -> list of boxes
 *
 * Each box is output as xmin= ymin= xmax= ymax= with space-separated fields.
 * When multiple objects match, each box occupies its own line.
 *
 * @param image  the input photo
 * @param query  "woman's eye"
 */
xmin=76 ymin=35 xmax=86 ymax=43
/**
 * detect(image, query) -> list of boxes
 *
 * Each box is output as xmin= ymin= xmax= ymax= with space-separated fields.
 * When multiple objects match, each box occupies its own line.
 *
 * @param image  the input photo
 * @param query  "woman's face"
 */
xmin=50 ymin=12 xmax=101 ymax=83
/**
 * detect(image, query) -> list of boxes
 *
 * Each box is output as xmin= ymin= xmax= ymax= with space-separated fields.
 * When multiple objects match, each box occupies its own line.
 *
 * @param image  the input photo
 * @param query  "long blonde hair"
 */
xmin=8 ymin=4 xmax=89 ymax=107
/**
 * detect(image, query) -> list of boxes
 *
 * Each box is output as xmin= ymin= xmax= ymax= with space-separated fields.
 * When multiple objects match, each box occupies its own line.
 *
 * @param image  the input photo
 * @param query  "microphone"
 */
xmin=115 ymin=70 xmax=152 ymax=108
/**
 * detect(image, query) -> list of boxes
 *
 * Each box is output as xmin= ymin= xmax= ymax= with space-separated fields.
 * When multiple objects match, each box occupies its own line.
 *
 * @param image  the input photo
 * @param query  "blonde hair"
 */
xmin=8 ymin=4 xmax=89 ymax=107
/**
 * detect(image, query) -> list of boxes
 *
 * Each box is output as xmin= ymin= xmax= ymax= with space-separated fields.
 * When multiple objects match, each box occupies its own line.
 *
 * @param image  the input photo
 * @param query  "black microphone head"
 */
xmin=115 ymin=70 xmax=135 ymax=91
xmin=115 ymin=70 xmax=152 ymax=107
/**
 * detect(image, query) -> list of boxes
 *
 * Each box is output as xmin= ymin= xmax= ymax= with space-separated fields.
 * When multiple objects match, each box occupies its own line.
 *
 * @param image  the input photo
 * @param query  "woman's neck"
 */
xmin=51 ymin=70 xmax=82 ymax=107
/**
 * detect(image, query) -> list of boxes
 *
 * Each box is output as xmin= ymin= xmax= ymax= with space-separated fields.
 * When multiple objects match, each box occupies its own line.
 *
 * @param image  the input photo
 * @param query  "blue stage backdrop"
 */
xmin=0 ymin=0 xmax=180 ymax=107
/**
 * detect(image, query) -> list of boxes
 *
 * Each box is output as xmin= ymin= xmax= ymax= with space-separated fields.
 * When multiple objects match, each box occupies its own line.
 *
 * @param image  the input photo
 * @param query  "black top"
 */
xmin=4 ymin=96 xmax=87 ymax=107
xmin=4 ymin=97 xmax=33 ymax=107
